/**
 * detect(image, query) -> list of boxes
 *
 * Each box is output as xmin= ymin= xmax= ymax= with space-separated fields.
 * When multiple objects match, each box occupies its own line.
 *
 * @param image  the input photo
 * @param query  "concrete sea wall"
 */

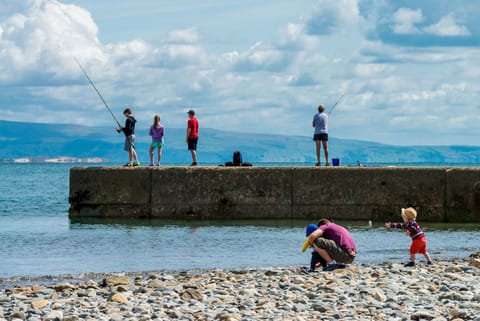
xmin=68 ymin=167 xmax=480 ymax=222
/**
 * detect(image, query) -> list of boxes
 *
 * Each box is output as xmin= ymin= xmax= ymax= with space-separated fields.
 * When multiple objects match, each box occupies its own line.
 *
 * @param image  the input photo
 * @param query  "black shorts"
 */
xmin=188 ymin=137 xmax=198 ymax=150
xmin=313 ymin=133 xmax=328 ymax=141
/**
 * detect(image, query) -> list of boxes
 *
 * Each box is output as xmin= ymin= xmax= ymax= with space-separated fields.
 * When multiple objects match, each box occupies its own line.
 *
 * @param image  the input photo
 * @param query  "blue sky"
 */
xmin=0 ymin=0 xmax=479 ymax=146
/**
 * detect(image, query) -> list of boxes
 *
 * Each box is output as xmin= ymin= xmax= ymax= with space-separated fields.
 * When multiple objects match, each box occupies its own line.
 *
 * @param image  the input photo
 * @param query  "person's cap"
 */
xmin=187 ymin=109 xmax=195 ymax=115
xmin=401 ymin=207 xmax=417 ymax=220
xmin=306 ymin=224 xmax=318 ymax=237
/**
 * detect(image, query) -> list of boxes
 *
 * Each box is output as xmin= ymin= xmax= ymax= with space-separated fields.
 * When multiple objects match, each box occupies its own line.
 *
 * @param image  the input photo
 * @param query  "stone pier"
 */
xmin=68 ymin=166 xmax=480 ymax=222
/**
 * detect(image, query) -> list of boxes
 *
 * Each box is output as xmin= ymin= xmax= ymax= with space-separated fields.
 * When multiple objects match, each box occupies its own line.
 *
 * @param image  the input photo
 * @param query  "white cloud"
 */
xmin=156 ymin=43 xmax=207 ymax=68
xmin=354 ymin=63 xmax=393 ymax=78
xmin=0 ymin=0 xmax=106 ymax=83
xmin=107 ymin=40 xmax=153 ymax=62
xmin=390 ymin=8 xmax=471 ymax=38
xmin=424 ymin=13 xmax=470 ymax=36
xmin=229 ymin=41 xmax=293 ymax=72
xmin=167 ymin=27 xmax=200 ymax=44
xmin=306 ymin=0 xmax=362 ymax=35
xmin=359 ymin=40 xmax=473 ymax=65
xmin=391 ymin=8 xmax=423 ymax=34
xmin=276 ymin=23 xmax=317 ymax=50
xmin=149 ymin=28 xmax=209 ymax=69
xmin=0 ymin=0 xmax=163 ymax=85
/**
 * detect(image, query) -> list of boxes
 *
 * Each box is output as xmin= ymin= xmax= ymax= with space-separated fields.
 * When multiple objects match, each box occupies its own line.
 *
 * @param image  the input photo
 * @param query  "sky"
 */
xmin=0 ymin=0 xmax=479 ymax=146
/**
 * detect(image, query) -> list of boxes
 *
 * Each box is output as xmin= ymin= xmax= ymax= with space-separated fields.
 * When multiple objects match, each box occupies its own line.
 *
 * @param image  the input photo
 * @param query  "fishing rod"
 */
xmin=328 ymin=93 xmax=346 ymax=115
xmin=50 ymin=0 xmax=121 ymax=128
xmin=73 ymin=56 xmax=122 ymax=128
xmin=73 ymin=57 xmax=137 ymax=151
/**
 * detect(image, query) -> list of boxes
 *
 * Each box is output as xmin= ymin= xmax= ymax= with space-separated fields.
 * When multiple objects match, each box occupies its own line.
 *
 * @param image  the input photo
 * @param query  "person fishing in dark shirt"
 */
xmin=117 ymin=107 xmax=140 ymax=167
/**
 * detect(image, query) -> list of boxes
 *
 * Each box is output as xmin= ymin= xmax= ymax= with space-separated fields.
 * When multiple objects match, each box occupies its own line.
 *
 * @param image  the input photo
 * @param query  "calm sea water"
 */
xmin=0 ymin=163 xmax=479 ymax=280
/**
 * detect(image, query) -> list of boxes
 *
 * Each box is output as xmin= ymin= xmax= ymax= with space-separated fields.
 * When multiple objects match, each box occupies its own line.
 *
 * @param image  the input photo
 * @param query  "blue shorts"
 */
xmin=188 ymin=138 xmax=198 ymax=150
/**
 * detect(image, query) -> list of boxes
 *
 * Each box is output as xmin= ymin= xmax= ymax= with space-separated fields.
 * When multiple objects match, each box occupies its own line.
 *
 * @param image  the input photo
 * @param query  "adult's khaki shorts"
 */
xmin=313 ymin=238 xmax=355 ymax=264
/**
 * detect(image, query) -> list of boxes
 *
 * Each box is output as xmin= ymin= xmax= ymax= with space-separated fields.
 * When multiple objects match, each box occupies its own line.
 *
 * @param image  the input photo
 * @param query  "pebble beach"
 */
xmin=1 ymin=254 xmax=479 ymax=321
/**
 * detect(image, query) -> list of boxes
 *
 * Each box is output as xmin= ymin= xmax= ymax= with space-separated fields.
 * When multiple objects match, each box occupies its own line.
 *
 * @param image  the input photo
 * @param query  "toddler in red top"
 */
xmin=385 ymin=207 xmax=433 ymax=267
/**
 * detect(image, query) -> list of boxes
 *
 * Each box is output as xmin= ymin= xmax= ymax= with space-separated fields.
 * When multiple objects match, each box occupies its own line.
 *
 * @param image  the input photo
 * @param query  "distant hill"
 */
xmin=1 ymin=120 xmax=480 ymax=165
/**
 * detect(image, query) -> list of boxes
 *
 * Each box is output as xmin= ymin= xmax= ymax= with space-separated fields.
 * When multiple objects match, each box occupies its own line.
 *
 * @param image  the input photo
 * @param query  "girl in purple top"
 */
xmin=149 ymin=115 xmax=164 ymax=166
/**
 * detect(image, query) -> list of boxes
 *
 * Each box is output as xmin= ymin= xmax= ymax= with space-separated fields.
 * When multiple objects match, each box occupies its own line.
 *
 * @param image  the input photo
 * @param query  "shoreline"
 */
xmin=1 ymin=250 xmax=476 ymax=288
xmin=1 ymin=254 xmax=479 ymax=320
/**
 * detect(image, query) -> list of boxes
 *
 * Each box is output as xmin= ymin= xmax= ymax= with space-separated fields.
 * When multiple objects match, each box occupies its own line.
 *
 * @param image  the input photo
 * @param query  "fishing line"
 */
xmin=328 ymin=93 xmax=346 ymax=115
xmin=50 ymin=0 xmax=136 ymax=154
xmin=48 ymin=0 xmax=123 ymax=129
xmin=74 ymin=57 xmax=136 ymax=151
xmin=73 ymin=56 xmax=122 ymax=128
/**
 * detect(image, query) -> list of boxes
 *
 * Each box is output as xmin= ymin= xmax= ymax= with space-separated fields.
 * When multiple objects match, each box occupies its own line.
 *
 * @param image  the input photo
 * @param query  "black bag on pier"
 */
xmin=223 ymin=151 xmax=252 ymax=166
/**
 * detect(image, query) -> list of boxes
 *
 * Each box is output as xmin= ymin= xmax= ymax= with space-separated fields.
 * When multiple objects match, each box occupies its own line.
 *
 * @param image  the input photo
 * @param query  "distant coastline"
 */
xmin=0 ymin=156 xmax=106 ymax=164
xmin=2 ymin=120 xmax=480 ymax=165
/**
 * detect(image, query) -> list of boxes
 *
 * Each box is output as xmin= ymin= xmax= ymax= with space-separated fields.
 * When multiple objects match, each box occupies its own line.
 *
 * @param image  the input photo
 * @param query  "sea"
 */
xmin=1 ymin=162 xmax=479 ymax=283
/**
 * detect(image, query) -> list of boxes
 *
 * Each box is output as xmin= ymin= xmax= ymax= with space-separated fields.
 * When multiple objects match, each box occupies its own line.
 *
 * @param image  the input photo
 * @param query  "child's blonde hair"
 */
xmin=401 ymin=207 xmax=417 ymax=220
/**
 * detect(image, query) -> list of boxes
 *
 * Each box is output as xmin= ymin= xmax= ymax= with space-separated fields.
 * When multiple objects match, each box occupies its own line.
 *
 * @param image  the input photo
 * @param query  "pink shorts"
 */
xmin=410 ymin=237 xmax=427 ymax=254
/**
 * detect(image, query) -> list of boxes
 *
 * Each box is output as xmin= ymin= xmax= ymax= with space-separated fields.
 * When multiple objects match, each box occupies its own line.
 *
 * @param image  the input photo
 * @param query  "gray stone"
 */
xmin=311 ymin=302 xmax=329 ymax=312
xmin=1 ymin=259 xmax=479 ymax=321
xmin=450 ymin=309 xmax=468 ymax=318
xmin=10 ymin=311 xmax=26 ymax=320
xmin=44 ymin=310 xmax=64 ymax=321
xmin=160 ymin=275 xmax=175 ymax=281
xmin=166 ymin=310 xmax=183 ymax=319
xmin=373 ymin=290 xmax=387 ymax=302
xmin=339 ymin=294 xmax=352 ymax=303
xmin=411 ymin=310 xmax=436 ymax=320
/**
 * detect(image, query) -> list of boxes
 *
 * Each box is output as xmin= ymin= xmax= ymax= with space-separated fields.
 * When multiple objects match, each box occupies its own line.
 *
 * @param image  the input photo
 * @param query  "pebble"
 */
xmin=44 ymin=310 xmax=63 ymax=321
xmin=31 ymin=299 xmax=49 ymax=309
xmin=0 ymin=255 xmax=479 ymax=320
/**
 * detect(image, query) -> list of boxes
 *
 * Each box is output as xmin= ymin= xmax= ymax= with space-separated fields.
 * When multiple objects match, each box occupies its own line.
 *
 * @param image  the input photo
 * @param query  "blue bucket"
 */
xmin=332 ymin=158 xmax=340 ymax=166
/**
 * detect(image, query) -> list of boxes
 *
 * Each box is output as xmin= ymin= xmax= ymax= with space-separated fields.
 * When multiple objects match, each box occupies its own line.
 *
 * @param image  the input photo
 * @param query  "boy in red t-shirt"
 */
xmin=186 ymin=109 xmax=199 ymax=166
